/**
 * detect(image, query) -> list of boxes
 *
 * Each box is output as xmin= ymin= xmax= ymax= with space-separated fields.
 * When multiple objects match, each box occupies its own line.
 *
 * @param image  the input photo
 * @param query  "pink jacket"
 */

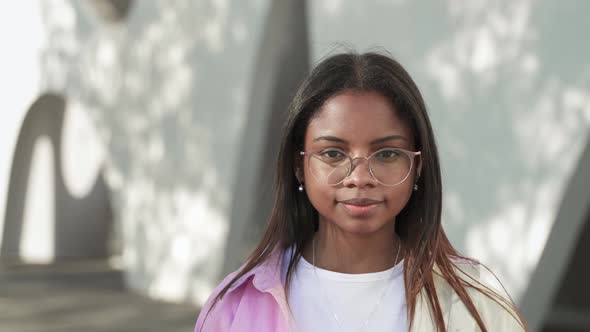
xmin=194 ymin=249 xmax=525 ymax=332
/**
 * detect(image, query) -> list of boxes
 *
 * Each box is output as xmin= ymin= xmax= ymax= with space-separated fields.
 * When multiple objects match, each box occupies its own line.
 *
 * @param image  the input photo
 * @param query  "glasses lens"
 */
xmin=308 ymin=151 xmax=350 ymax=185
xmin=370 ymin=149 xmax=412 ymax=186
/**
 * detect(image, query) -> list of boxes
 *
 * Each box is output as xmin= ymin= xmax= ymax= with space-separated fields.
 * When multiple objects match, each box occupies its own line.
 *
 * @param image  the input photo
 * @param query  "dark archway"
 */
xmin=541 ymin=209 xmax=590 ymax=332
xmin=1 ymin=93 xmax=113 ymax=261
xmin=521 ymin=137 xmax=590 ymax=331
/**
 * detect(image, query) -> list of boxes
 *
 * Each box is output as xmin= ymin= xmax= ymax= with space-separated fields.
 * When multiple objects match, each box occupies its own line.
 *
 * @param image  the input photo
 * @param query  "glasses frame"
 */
xmin=299 ymin=148 xmax=421 ymax=187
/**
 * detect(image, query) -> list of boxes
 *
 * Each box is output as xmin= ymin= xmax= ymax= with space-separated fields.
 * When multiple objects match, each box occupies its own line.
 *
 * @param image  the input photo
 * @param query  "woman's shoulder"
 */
xmin=438 ymin=259 xmax=527 ymax=331
xmin=194 ymin=249 xmax=288 ymax=331
xmin=194 ymin=269 xmax=245 ymax=332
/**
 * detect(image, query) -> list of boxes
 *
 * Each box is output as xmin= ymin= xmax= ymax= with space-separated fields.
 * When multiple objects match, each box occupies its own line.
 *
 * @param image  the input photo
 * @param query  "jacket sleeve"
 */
xmin=194 ymin=293 xmax=231 ymax=331
xmin=415 ymin=263 xmax=528 ymax=332
xmin=474 ymin=266 xmax=527 ymax=332
xmin=476 ymin=293 xmax=526 ymax=331
xmin=443 ymin=263 xmax=527 ymax=332
xmin=194 ymin=272 xmax=243 ymax=332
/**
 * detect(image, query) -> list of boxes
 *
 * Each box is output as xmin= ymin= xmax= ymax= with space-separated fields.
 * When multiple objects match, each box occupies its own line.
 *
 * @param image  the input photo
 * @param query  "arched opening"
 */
xmin=1 ymin=93 xmax=113 ymax=262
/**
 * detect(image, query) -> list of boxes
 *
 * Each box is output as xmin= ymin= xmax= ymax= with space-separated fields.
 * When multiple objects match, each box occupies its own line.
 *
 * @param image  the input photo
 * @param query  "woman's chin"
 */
xmin=335 ymin=217 xmax=392 ymax=236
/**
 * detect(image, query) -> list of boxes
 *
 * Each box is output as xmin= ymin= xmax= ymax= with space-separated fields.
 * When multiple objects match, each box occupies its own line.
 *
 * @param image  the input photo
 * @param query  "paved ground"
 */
xmin=0 ymin=261 xmax=199 ymax=332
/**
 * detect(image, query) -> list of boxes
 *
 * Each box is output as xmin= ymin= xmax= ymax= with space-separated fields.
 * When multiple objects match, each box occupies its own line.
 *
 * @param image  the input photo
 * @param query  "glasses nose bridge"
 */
xmin=348 ymin=155 xmax=375 ymax=178
xmin=350 ymin=155 xmax=370 ymax=165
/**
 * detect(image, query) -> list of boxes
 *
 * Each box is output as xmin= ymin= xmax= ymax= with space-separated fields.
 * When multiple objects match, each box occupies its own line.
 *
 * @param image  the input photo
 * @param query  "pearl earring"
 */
xmin=298 ymin=184 xmax=304 ymax=192
xmin=413 ymin=184 xmax=418 ymax=191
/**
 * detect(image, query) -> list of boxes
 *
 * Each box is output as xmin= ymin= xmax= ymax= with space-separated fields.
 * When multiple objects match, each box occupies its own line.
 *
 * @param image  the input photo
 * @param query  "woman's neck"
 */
xmin=302 ymin=222 xmax=403 ymax=274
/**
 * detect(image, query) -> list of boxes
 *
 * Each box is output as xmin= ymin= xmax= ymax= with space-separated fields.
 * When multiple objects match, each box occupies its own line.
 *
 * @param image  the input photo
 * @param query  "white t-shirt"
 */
xmin=288 ymin=255 xmax=408 ymax=332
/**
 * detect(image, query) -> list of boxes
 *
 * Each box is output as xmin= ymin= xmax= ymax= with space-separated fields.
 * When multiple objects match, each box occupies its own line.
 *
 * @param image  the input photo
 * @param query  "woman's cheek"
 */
xmin=388 ymin=187 xmax=412 ymax=213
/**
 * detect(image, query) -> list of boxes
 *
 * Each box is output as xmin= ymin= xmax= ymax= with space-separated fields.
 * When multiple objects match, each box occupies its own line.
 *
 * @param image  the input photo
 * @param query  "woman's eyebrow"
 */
xmin=370 ymin=135 xmax=409 ymax=144
xmin=312 ymin=135 xmax=347 ymax=143
xmin=312 ymin=135 xmax=409 ymax=144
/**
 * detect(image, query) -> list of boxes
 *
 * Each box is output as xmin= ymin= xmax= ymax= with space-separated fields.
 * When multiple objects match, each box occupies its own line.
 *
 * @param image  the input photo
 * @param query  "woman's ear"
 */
xmin=416 ymin=155 xmax=423 ymax=179
xmin=295 ymin=167 xmax=303 ymax=183
xmin=294 ymin=151 xmax=304 ymax=183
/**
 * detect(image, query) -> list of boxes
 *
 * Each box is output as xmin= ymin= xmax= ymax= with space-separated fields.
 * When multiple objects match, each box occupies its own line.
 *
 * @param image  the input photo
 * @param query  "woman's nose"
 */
xmin=341 ymin=157 xmax=377 ymax=188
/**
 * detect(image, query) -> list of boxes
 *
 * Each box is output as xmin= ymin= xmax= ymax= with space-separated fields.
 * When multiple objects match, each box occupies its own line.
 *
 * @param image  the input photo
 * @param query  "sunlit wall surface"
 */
xmin=0 ymin=0 xmax=271 ymax=305
xmin=0 ymin=3 xmax=46 ymax=260
xmin=1 ymin=1 xmax=589 ymax=321
xmin=85 ymin=0 xmax=271 ymax=304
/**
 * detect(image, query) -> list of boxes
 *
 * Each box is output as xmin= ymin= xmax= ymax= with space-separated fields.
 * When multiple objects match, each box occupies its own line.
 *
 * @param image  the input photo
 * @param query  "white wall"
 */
xmin=0 ymin=1 xmax=111 ymax=263
xmin=0 ymin=2 xmax=46 ymax=261
xmin=0 ymin=0 xmax=271 ymax=305
xmin=63 ymin=0 xmax=270 ymax=304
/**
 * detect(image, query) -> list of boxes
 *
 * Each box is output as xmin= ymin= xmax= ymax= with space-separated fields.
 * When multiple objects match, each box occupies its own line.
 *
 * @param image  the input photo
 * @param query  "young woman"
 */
xmin=195 ymin=51 xmax=529 ymax=331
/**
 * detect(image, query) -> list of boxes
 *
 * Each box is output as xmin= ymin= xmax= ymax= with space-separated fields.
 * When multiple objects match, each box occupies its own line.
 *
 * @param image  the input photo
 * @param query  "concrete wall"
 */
xmin=1 ymin=2 xmax=589 ymax=323
xmin=0 ymin=0 xmax=273 ymax=305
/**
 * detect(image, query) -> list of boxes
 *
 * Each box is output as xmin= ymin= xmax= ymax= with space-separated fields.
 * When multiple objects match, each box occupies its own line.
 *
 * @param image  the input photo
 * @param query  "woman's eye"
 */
xmin=376 ymin=149 xmax=401 ymax=159
xmin=320 ymin=150 xmax=345 ymax=159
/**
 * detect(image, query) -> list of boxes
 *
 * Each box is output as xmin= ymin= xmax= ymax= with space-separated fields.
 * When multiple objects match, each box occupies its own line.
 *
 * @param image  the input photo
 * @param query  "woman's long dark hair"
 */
xmin=203 ymin=51 xmax=528 ymax=331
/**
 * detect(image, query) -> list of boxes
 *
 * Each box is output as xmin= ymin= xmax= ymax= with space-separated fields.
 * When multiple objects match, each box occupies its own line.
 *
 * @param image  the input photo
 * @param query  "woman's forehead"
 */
xmin=306 ymin=91 xmax=413 ymax=145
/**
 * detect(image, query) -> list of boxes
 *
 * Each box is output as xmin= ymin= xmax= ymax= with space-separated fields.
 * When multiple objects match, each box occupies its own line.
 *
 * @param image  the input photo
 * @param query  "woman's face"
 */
xmin=300 ymin=91 xmax=420 ymax=236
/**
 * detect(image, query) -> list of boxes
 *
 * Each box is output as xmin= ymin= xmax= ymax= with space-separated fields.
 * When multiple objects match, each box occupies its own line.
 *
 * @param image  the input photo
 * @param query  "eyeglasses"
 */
xmin=300 ymin=148 xmax=421 ymax=186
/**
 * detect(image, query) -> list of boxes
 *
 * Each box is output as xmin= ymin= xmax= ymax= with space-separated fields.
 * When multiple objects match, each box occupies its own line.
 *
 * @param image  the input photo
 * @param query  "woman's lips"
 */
xmin=338 ymin=198 xmax=383 ymax=217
